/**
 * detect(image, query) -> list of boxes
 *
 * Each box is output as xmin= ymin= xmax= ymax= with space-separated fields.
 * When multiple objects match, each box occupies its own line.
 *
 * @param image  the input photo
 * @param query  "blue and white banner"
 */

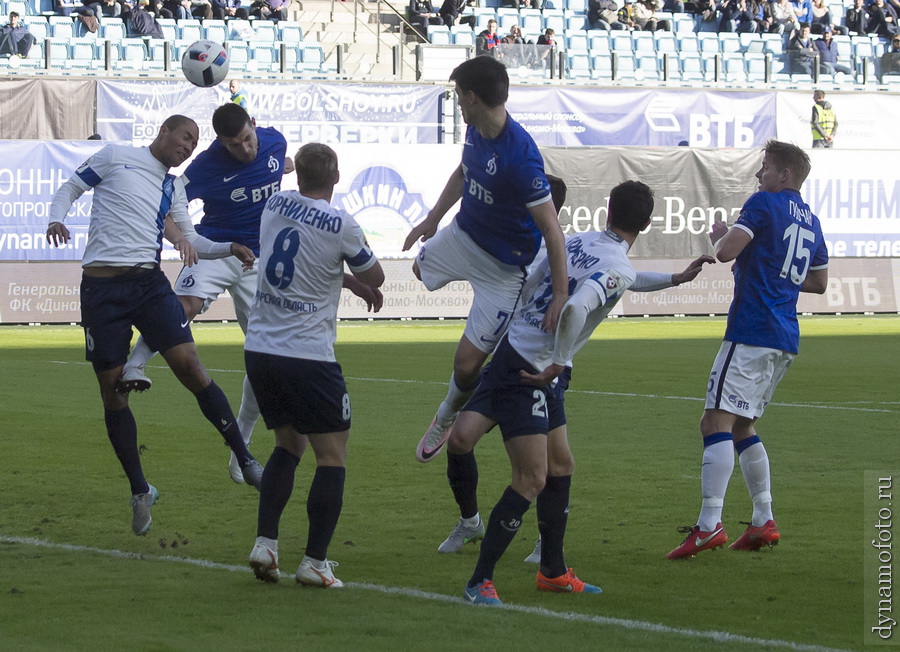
xmin=507 ymin=87 xmax=777 ymax=148
xmin=0 ymin=140 xmax=105 ymax=261
xmin=96 ymin=80 xmax=445 ymax=146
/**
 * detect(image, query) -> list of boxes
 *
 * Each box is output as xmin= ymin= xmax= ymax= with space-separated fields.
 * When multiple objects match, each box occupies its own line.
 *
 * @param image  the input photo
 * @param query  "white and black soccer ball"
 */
xmin=181 ymin=40 xmax=229 ymax=88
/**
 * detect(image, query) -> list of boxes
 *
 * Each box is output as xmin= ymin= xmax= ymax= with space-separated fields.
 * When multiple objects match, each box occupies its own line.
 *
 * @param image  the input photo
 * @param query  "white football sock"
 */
xmin=698 ymin=439 xmax=734 ymax=531
xmin=436 ymin=372 xmax=476 ymax=426
xmin=461 ymin=513 xmax=481 ymax=528
xmin=236 ymin=374 xmax=259 ymax=445
xmin=739 ymin=439 xmax=773 ymax=526
xmin=125 ymin=335 xmax=157 ymax=371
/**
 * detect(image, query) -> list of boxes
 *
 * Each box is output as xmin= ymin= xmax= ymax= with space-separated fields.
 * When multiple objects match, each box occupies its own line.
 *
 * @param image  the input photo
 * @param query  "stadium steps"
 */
xmin=291 ymin=0 xmax=417 ymax=79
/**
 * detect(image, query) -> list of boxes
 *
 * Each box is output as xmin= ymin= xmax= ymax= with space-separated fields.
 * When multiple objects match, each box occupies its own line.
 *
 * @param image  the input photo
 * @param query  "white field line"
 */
xmin=0 ymin=534 xmax=850 ymax=652
xmin=47 ymin=361 xmax=900 ymax=414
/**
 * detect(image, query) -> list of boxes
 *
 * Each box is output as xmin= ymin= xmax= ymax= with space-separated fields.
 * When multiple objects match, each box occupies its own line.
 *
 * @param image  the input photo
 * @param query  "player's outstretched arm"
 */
xmin=343 ymin=273 xmax=384 ymax=312
xmin=531 ymin=199 xmax=568 ymax=334
xmin=402 ymin=164 xmax=464 ymax=251
xmin=164 ymin=215 xmax=199 ymax=267
xmin=673 ymin=255 xmax=716 ymax=285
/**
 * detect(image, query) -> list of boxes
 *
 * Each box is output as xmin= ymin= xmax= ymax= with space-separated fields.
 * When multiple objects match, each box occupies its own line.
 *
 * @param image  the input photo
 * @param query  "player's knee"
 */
xmin=548 ymin=453 xmax=574 ymax=477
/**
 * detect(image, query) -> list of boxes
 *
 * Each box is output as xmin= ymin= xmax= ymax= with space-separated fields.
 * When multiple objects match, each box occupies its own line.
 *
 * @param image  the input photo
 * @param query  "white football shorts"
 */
xmin=416 ymin=219 xmax=527 ymax=354
xmin=174 ymin=257 xmax=258 ymax=332
xmin=704 ymin=340 xmax=795 ymax=420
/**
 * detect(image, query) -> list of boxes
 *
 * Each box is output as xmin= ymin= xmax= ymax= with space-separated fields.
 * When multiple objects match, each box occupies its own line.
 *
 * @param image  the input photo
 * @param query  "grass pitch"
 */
xmin=1 ymin=316 xmax=896 ymax=651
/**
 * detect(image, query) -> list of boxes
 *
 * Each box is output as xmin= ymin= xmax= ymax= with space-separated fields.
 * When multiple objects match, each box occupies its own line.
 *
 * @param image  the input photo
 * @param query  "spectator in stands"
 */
xmin=788 ymin=21 xmax=818 ymax=75
xmin=691 ymin=0 xmax=718 ymax=28
xmin=163 ymin=0 xmax=192 ymax=19
xmin=230 ymin=79 xmax=248 ymax=107
xmin=865 ymin=0 xmax=899 ymax=37
xmin=146 ymin=0 xmax=173 ymax=18
xmin=190 ymin=0 xmax=213 ymax=19
xmin=719 ymin=0 xmax=761 ymax=33
xmin=845 ymin=0 xmax=867 ymax=33
xmin=502 ymin=23 xmax=526 ymax=44
xmin=809 ymin=0 xmax=846 ymax=34
xmin=410 ymin=0 xmax=442 ymax=38
xmin=536 ymin=26 xmax=557 ymax=67
xmin=662 ymin=0 xmax=685 ymax=13
xmin=500 ymin=24 xmax=531 ymax=67
xmin=212 ymin=0 xmax=248 ymax=19
xmin=477 ymin=18 xmax=501 ymax=55
xmin=55 ymin=0 xmax=82 ymax=16
xmin=632 ymin=0 xmax=671 ymax=30
xmin=815 ymin=28 xmax=853 ymax=73
xmin=0 ymin=12 xmax=35 ymax=58
xmin=90 ymin=0 xmax=123 ymax=18
xmin=880 ymin=34 xmax=900 ymax=80
xmin=588 ymin=0 xmax=628 ymax=29
xmin=439 ymin=0 xmax=476 ymax=29
xmin=503 ymin=0 xmax=540 ymax=8
xmin=127 ymin=0 xmax=164 ymax=37
xmin=250 ymin=0 xmax=287 ymax=21
xmin=768 ymin=0 xmax=799 ymax=33
xmin=790 ymin=0 xmax=813 ymax=25
xmin=810 ymin=90 xmax=837 ymax=147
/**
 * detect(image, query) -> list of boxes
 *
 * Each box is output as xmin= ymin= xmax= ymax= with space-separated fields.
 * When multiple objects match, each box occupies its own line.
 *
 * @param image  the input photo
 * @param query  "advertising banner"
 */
xmin=776 ymin=90 xmax=900 ymax=150
xmin=96 ymin=80 xmax=445 ymax=146
xmin=507 ymin=87 xmax=777 ymax=148
xmin=3 ymin=257 xmax=896 ymax=324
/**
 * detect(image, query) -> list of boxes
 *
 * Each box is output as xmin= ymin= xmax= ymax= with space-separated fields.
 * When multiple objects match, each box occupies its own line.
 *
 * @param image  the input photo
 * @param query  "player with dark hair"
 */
xmin=452 ymin=180 xmax=714 ymax=604
xmin=120 ymin=102 xmax=292 ymax=484
xmin=246 ymin=143 xmax=384 ymax=588
xmin=46 ymin=115 xmax=263 ymax=536
xmin=667 ymin=140 xmax=828 ymax=559
xmin=403 ymin=55 xmax=568 ymax=470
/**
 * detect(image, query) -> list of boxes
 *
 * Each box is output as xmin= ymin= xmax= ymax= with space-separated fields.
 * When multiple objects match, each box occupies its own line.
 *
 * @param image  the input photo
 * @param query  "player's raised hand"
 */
xmin=520 ymin=362 xmax=565 ymax=387
xmin=673 ymin=255 xmax=716 ymax=286
xmin=230 ymin=243 xmax=255 ymax=270
xmin=46 ymin=221 xmax=70 ymax=247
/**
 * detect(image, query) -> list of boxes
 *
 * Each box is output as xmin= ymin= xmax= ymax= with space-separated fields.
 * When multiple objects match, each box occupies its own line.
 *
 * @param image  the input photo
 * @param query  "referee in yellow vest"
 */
xmin=811 ymin=90 xmax=837 ymax=149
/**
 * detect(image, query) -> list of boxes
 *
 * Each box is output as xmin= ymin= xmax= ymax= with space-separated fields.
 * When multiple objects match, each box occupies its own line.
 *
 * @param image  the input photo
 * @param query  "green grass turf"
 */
xmin=1 ymin=316 xmax=896 ymax=651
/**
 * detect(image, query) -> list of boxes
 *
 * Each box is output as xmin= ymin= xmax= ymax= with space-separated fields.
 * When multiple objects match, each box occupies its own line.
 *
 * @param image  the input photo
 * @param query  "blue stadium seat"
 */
xmin=278 ymin=21 xmax=303 ymax=44
xmin=451 ymin=25 xmax=474 ymax=46
xmin=156 ymin=17 xmax=177 ymax=42
xmin=427 ymin=24 xmax=451 ymax=44
xmin=178 ymin=19 xmax=203 ymax=42
xmin=588 ymin=32 xmax=609 ymax=54
xmin=202 ymin=19 xmax=227 ymax=44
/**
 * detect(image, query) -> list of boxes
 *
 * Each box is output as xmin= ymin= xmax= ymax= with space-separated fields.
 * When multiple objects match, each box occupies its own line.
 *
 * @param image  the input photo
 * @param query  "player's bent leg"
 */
xmin=417 ymin=339 xmax=487 ymax=463
xmin=439 ymin=412 xmax=492 ymax=552
xmin=231 ymin=375 xmax=262 ymax=484
xmin=162 ymin=342 xmax=260 ymax=486
xmin=119 ymin=336 xmax=155 ymax=393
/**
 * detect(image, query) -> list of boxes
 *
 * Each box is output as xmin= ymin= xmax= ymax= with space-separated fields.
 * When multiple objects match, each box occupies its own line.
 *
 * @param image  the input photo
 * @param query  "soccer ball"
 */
xmin=181 ymin=40 xmax=229 ymax=88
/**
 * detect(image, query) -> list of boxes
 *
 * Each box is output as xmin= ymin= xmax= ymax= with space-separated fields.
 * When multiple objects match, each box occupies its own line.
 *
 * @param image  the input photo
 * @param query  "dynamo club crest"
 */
xmin=333 ymin=166 xmax=431 ymax=259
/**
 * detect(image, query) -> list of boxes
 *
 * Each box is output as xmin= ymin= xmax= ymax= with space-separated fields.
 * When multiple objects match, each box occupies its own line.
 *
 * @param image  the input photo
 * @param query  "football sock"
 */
xmin=125 ymin=335 xmax=157 ymax=371
xmin=536 ymin=475 xmax=571 ymax=578
xmin=436 ymin=372 xmax=476 ymax=426
xmin=305 ymin=466 xmax=346 ymax=561
xmin=469 ymin=486 xmax=531 ymax=588
xmin=236 ymin=375 xmax=260 ymax=446
xmin=105 ymin=407 xmax=148 ymax=496
xmin=194 ymin=380 xmax=253 ymax=466
xmin=257 ymin=446 xmax=299 ymax=540
xmin=736 ymin=435 xmax=773 ymax=526
xmin=698 ymin=432 xmax=734 ymax=532
xmin=447 ymin=450 xmax=479 ymax=519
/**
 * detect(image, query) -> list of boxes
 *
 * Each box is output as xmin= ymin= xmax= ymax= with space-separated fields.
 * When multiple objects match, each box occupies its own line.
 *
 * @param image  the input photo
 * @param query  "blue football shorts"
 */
xmin=80 ymin=268 xmax=193 ymax=373
xmin=245 ymin=350 xmax=351 ymax=434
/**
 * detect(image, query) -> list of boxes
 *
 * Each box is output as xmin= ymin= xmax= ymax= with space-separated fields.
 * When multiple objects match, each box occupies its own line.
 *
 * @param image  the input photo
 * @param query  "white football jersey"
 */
xmin=48 ymin=144 xmax=191 ymax=267
xmin=507 ymin=230 xmax=637 ymax=371
xmin=244 ymin=190 xmax=378 ymax=362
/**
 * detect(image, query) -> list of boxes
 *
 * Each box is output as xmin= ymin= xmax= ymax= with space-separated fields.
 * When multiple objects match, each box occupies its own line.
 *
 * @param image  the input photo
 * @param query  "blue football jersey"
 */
xmin=724 ymin=189 xmax=828 ymax=354
xmin=182 ymin=127 xmax=287 ymax=255
xmin=455 ymin=115 xmax=551 ymax=266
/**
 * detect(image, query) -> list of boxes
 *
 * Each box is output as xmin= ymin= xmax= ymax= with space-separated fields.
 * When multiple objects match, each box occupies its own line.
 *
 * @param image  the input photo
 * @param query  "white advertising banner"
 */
xmin=776 ymin=91 xmax=900 ymax=150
